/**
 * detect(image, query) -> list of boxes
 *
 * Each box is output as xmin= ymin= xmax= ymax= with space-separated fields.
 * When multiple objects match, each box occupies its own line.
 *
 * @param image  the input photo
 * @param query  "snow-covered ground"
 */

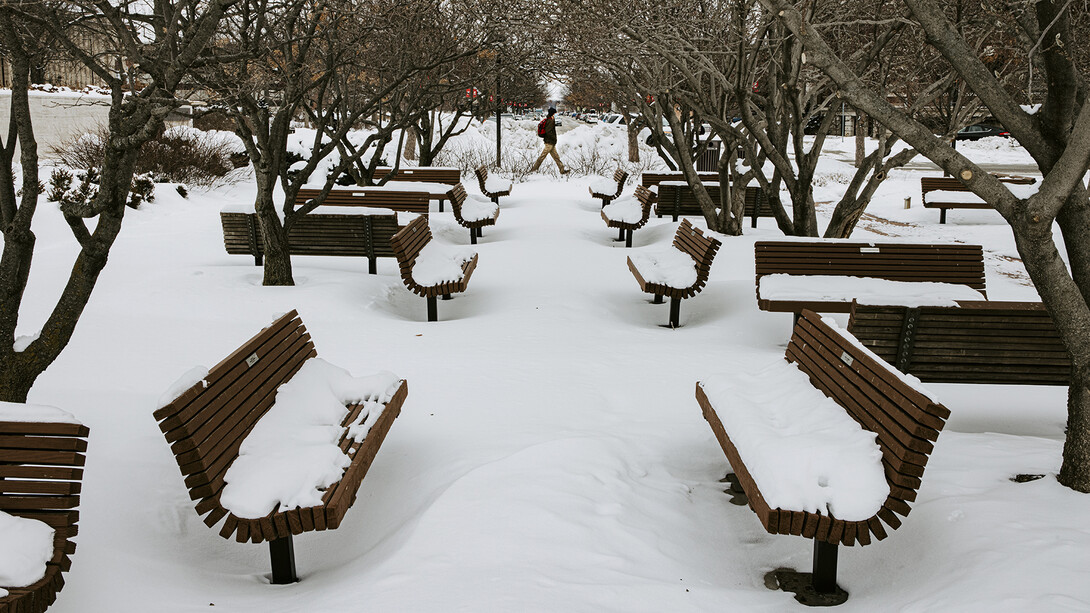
xmin=9 ymin=122 xmax=1090 ymax=611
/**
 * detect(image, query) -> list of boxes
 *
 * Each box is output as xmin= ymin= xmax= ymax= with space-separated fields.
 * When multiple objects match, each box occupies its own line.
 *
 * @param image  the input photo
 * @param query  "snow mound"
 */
xmin=759 ymin=274 xmax=986 ymax=306
xmin=629 ymin=249 xmax=698 ymax=289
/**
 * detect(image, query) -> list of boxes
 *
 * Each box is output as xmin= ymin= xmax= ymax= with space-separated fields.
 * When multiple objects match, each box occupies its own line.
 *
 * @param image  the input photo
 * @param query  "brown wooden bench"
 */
xmin=589 ymin=169 xmax=629 ymax=208
xmin=390 ymin=216 xmax=478 ymax=322
xmin=296 ymin=188 xmax=431 ymax=221
xmin=373 ymin=166 xmax=461 ymax=211
xmin=220 ymin=209 xmax=399 ymax=274
xmin=920 ymin=175 xmax=1036 ymax=224
xmin=697 ymin=310 xmax=950 ymax=603
xmin=627 ymin=219 xmax=721 ymax=328
xmin=755 ymin=240 xmax=988 ymax=324
xmin=656 ymin=181 xmax=770 ymax=226
xmin=474 ymin=166 xmax=512 ymax=204
xmin=847 ymin=300 xmax=1069 ymax=385
xmin=447 ymin=183 xmax=499 ymax=245
xmin=152 ymin=310 xmax=408 ymax=584
xmin=640 ymin=171 xmax=718 ymax=191
xmin=0 ymin=413 xmax=89 ymax=613
xmin=601 ymin=185 xmax=655 ymax=248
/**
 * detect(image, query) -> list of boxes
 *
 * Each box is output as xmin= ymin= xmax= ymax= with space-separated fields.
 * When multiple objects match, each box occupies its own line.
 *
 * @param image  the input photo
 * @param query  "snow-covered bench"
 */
xmin=447 ymin=183 xmax=499 ymax=245
xmin=754 ymin=239 xmax=988 ymax=326
xmin=589 ymin=169 xmax=629 ymax=208
xmin=656 ymin=180 xmax=771 ymax=226
xmin=474 ymin=166 xmax=512 ymax=204
xmin=920 ymin=175 xmax=1036 ymax=224
xmin=390 ymin=216 xmax=478 ymax=322
xmin=627 ymin=219 xmax=722 ymax=328
xmin=601 ymin=185 xmax=655 ymax=248
xmin=847 ymin=300 xmax=1070 ymax=385
xmin=373 ymin=166 xmax=461 ymax=211
xmin=220 ymin=204 xmax=399 ymax=273
xmin=152 ymin=310 xmax=408 ymax=584
xmin=696 ymin=311 xmax=951 ymax=604
xmin=0 ymin=405 xmax=89 ymax=612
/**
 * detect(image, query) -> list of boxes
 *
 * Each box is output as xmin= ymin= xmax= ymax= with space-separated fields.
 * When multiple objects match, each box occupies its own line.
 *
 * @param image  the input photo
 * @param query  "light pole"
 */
xmin=495 ymin=51 xmax=502 ymax=169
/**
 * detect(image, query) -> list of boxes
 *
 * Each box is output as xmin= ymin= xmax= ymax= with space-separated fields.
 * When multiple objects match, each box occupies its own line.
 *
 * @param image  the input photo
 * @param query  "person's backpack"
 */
xmin=537 ymin=117 xmax=548 ymax=138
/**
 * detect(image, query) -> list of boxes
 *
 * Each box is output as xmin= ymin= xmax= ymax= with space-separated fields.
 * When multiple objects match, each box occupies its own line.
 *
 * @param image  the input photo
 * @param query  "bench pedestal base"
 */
xmin=768 ymin=541 xmax=847 ymax=606
xmin=270 ymin=535 xmax=298 ymax=585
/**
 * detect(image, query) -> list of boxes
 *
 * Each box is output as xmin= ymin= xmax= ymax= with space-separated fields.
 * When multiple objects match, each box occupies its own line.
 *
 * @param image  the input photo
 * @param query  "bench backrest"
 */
xmin=390 ymin=215 xmax=433 ymax=270
xmin=153 ymin=311 xmax=316 ymax=509
xmin=673 ymin=219 xmax=721 ymax=289
xmin=788 ymin=310 xmax=950 ymax=540
xmin=641 ymin=171 xmax=718 ymax=188
xmin=754 ymin=240 xmax=987 ymax=292
xmin=474 ymin=166 xmax=491 ymax=192
xmin=296 ymin=188 xmax=430 ymax=218
xmin=921 ymin=175 xmax=1036 ymax=196
xmin=847 ymin=301 xmax=1069 ymax=385
xmin=374 ymin=166 xmax=460 ymax=185
xmin=0 ymin=418 xmax=88 ymax=585
xmin=634 ymin=185 xmax=655 ymax=215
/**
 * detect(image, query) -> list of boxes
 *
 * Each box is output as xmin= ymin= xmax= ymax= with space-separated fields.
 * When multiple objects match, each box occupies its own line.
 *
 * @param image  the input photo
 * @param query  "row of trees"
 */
xmin=0 ymin=0 xmax=541 ymax=401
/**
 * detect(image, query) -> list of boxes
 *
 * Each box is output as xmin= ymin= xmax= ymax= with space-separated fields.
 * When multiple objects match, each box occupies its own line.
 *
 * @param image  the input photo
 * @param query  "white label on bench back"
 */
xmin=859 ymin=247 xmax=880 ymax=253
xmin=840 ymin=352 xmax=854 ymax=366
xmin=246 ymin=353 xmax=259 ymax=367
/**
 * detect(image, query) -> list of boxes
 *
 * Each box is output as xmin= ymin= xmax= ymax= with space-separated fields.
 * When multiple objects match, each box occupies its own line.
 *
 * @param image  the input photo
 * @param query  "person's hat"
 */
xmin=548 ymin=107 xmax=556 ymax=115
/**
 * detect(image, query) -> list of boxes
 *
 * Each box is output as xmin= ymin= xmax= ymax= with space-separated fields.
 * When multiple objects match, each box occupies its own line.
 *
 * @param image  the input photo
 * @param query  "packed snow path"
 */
xmin=17 ymin=174 xmax=1088 ymax=611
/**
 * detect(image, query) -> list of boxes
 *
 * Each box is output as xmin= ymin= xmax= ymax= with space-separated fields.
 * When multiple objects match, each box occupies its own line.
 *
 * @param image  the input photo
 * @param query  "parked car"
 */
xmin=956 ymin=124 xmax=1011 ymax=141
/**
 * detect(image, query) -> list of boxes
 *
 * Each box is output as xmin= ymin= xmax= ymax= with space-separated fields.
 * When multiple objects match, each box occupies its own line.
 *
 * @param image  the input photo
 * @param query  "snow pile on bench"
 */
xmin=0 ymin=511 xmax=55 ymax=596
xmin=759 ymin=274 xmax=986 ymax=307
xmin=413 ymin=243 xmax=476 ymax=285
xmin=0 ymin=401 xmax=82 ymax=424
xmin=699 ymin=362 xmax=890 ymax=520
xmin=629 ymin=249 xmax=698 ymax=288
xmin=484 ymin=175 xmax=512 ymax=194
xmin=459 ymin=197 xmax=499 ymax=222
xmin=602 ymin=197 xmax=643 ymax=224
xmin=589 ymin=177 xmax=617 ymax=195
xmin=219 ymin=360 xmax=402 ymax=519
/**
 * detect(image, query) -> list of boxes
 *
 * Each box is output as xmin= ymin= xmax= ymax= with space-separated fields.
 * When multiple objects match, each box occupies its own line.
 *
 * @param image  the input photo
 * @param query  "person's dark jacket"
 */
xmin=543 ymin=116 xmax=557 ymax=145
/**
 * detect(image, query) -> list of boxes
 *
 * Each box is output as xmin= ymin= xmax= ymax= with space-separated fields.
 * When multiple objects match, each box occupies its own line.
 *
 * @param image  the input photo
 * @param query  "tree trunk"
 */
xmin=253 ymin=167 xmax=294 ymax=286
xmin=627 ymin=120 xmax=641 ymax=162
xmin=403 ymin=127 xmax=418 ymax=161
xmin=1060 ymin=379 xmax=1090 ymax=490
xmin=855 ymin=111 xmax=866 ymax=167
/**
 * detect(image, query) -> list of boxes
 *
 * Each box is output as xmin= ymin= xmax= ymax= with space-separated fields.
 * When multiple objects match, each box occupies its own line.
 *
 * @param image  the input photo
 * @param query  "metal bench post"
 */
xmin=270 ymin=535 xmax=298 ymax=584
xmin=470 ymin=229 xmax=477 ymax=245
xmin=427 ymin=296 xmax=438 ymax=322
xmin=617 ymin=227 xmax=626 ymax=242
xmin=812 ymin=539 xmax=838 ymax=594
xmin=625 ymin=229 xmax=633 ymax=248
xmin=939 ymin=208 xmax=947 ymax=224
xmin=669 ymin=296 xmax=681 ymax=328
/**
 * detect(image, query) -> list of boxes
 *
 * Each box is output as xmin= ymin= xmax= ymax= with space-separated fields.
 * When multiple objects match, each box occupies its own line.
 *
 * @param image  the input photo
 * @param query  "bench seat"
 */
xmin=601 ymin=185 xmax=655 ymax=247
xmin=627 ymin=219 xmax=721 ymax=327
xmin=921 ymin=176 xmax=1037 ymax=223
xmin=589 ymin=169 xmax=629 ymax=207
xmin=758 ymin=274 xmax=987 ymax=312
xmin=153 ymin=311 xmax=407 ymax=583
xmin=0 ymin=405 xmax=89 ymax=613
xmin=447 ymin=183 xmax=499 ymax=244
xmin=475 ymin=166 xmax=512 ymax=203
xmin=697 ymin=311 xmax=950 ymax=601
xmin=391 ymin=216 xmax=478 ymax=321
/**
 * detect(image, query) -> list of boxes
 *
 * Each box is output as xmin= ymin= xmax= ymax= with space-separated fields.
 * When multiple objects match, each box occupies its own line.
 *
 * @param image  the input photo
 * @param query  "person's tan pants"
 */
xmin=531 ymin=143 xmax=567 ymax=172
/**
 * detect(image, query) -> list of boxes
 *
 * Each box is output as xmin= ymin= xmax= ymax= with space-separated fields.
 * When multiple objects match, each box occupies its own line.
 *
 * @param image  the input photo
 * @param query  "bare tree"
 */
xmin=0 ymin=0 xmax=236 ymax=402
xmin=764 ymin=0 xmax=1090 ymax=491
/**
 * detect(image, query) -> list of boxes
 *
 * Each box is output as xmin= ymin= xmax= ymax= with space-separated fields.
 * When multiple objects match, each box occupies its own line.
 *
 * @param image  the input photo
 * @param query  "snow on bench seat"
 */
xmin=459 ymin=197 xmax=499 ymax=223
xmin=758 ymin=274 xmax=987 ymax=307
xmin=484 ymin=175 xmax=512 ymax=194
xmin=412 ymin=242 xmax=477 ymax=285
xmin=589 ymin=177 xmax=617 ymax=194
xmin=220 ymin=361 xmax=402 ymax=519
xmin=0 ymin=512 xmax=56 ymax=597
xmin=628 ymin=249 xmax=698 ymax=289
xmin=601 ymin=196 xmax=644 ymax=224
xmin=699 ymin=360 xmax=890 ymax=520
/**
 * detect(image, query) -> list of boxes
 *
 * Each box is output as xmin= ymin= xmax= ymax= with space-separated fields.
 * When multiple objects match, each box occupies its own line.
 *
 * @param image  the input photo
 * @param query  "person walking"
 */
xmin=531 ymin=108 xmax=570 ymax=174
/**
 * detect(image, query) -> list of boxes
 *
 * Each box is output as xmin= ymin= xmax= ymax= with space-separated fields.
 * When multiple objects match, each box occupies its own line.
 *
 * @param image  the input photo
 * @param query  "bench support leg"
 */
xmin=368 ymin=257 xmax=377 ymax=275
xmin=617 ymin=227 xmax=626 ymax=242
xmin=625 ymin=229 xmax=633 ymax=248
xmin=669 ymin=296 xmax=681 ymax=328
xmin=653 ymin=293 xmax=663 ymax=304
xmin=939 ymin=208 xmax=947 ymax=224
xmin=427 ymin=296 xmax=438 ymax=322
xmin=254 ymin=253 xmax=263 ymax=267
xmin=270 ymin=535 xmax=298 ymax=585
xmin=470 ymin=229 xmax=477 ymax=245
xmin=793 ymin=312 xmax=800 ymax=328
xmin=812 ymin=539 xmax=838 ymax=594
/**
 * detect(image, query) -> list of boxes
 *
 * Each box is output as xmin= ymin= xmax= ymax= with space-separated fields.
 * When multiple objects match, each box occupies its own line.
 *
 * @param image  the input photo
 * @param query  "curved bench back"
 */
xmin=787 ymin=310 xmax=950 ymax=544
xmin=0 ymin=419 xmax=88 ymax=612
xmin=673 ymin=219 xmax=721 ymax=296
xmin=154 ymin=311 xmax=316 ymax=527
